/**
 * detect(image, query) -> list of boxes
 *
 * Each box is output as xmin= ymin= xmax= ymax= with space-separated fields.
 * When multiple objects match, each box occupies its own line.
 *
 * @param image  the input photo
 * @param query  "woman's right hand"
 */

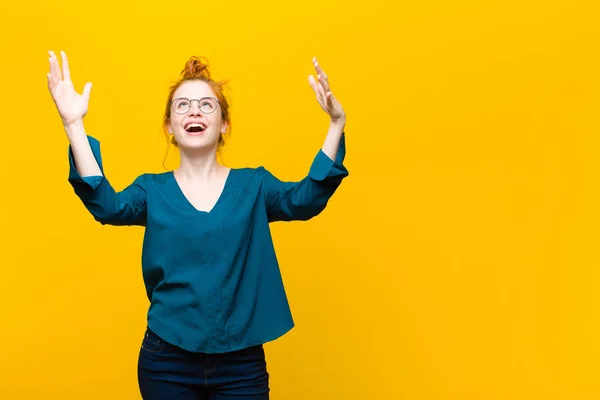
xmin=47 ymin=51 xmax=92 ymax=127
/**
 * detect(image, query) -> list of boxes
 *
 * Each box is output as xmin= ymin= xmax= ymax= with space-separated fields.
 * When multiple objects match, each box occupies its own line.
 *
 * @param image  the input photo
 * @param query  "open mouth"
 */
xmin=185 ymin=123 xmax=207 ymax=134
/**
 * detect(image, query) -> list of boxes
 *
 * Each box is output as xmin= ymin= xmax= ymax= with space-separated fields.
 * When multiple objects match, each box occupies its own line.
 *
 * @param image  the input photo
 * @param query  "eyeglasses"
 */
xmin=171 ymin=97 xmax=220 ymax=115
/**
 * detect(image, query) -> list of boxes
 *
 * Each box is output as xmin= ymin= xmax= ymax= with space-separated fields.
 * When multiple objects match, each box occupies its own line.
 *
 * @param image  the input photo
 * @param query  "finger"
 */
xmin=46 ymin=73 xmax=54 ymax=90
xmin=313 ymin=57 xmax=330 ymax=87
xmin=83 ymin=82 xmax=92 ymax=100
xmin=318 ymin=74 xmax=330 ymax=93
xmin=323 ymin=93 xmax=334 ymax=111
xmin=48 ymin=51 xmax=62 ymax=81
xmin=46 ymin=69 xmax=56 ymax=90
xmin=313 ymin=56 xmax=323 ymax=74
xmin=60 ymin=51 xmax=71 ymax=82
xmin=46 ymin=73 xmax=56 ymax=87
xmin=48 ymin=57 xmax=54 ymax=81
xmin=48 ymin=51 xmax=57 ymax=76
xmin=309 ymin=75 xmax=328 ymax=107
xmin=48 ymin=53 xmax=56 ymax=80
xmin=47 ymin=73 xmax=60 ymax=96
xmin=308 ymin=75 xmax=319 ymax=93
xmin=47 ymin=52 xmax=53 ymax=75
xmin=316 ymin=81 xmax=327 ymax=101
xmin=49 ymin=57 xmax=60 ymax=82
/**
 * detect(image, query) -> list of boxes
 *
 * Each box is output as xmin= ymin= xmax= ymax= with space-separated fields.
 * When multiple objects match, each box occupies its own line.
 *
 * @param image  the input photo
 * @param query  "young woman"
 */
xmin=47 ymin=50 xmax=348 ymax=399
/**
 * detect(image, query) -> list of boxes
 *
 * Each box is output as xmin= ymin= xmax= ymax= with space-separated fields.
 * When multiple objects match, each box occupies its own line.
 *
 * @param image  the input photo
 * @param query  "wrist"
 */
xmin=330 ymin=116 xmax=346 ymax=130
xmin=63 ymin=119 xmax=84 ymax=135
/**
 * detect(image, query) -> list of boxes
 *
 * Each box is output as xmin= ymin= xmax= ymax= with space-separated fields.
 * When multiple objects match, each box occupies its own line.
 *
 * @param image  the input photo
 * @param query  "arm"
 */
xmin=263 ymin=57 xmax=349 ymax=222
xmin=309 ymin=56 xmax=346 ymax=161
xmin=65 ymin=119 xmax=103 ymax=178
xmin=263 ymin=131 xmax=348 ymax=222
xmin=67 ymin=134 xmax=147 ymax=226
xmin=48 ymin=50 xmax=146 ymax=226
xmin=47 ymin=50 xmax=100 ymax=177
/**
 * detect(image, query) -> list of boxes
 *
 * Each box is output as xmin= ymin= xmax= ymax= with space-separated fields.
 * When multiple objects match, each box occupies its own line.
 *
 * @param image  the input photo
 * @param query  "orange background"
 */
xmin=1 ymin=0 xmax=600 ymax=399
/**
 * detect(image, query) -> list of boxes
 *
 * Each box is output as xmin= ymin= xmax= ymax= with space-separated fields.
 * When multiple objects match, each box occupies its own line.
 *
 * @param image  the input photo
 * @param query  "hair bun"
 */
xmin=181 ymin=56 xmax=211 ymax=79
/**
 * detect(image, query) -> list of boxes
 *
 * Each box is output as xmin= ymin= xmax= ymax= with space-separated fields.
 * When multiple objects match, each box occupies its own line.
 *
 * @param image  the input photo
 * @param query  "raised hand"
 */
xmin=308 ymin=57 xmax=345 ymax=125
xmin=47 ymin=51 xmax=92 ymax=126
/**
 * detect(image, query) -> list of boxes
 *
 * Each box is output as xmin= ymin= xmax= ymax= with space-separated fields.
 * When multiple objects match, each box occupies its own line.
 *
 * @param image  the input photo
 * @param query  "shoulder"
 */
xmin=131 ymin=171 xmax=172 ymax=189
xmin=227 ymin=166 xmax=281 ymax=196
xmin=231 ymin=166 xmax=273 ymax=181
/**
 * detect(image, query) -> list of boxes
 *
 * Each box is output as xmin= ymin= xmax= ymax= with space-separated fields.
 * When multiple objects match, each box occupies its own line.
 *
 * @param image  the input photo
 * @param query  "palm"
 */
xmin=308 ymin=57 xmax=346 ymax=124
xmin=47 ymin=51 xmax=92 ymax=125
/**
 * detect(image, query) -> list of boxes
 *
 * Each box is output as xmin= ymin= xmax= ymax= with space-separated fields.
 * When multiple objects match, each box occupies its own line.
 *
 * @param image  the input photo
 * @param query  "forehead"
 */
xmin=173 ymin=80 xmax=215 ymax=99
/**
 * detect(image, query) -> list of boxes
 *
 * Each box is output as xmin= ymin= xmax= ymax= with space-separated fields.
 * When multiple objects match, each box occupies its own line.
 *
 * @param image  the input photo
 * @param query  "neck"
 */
xmin=175 ymin=147 xmax=224 ymax=181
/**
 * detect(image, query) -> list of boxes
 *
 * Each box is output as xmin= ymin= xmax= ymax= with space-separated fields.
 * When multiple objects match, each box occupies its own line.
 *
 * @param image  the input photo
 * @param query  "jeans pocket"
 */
xmin=141 ymin=329 xmax=167 ymax=353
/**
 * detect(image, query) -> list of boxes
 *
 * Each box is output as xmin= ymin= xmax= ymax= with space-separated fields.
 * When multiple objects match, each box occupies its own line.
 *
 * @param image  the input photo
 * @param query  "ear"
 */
xmin=221 ymin=121 xmax=229 ymax=134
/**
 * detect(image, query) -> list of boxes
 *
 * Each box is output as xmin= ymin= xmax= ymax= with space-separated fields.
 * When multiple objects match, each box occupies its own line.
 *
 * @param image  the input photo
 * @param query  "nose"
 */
xmin=189 ymin=100 xmax=204 ymax=116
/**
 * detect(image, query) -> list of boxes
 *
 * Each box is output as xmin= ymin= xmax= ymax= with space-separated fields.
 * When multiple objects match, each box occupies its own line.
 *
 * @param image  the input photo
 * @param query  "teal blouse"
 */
xmin=68 ymin=134 xmax=348 ymax=353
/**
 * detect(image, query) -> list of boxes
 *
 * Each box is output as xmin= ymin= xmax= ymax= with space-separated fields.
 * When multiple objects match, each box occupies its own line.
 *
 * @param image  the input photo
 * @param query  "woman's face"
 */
xmin=167 ymin=80 xmax=228 ymax=151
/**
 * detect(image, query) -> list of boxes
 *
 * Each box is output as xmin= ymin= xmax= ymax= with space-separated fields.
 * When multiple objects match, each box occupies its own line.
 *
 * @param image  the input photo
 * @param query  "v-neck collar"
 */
xmin=169 ymin=168 xmax=234 ymax=215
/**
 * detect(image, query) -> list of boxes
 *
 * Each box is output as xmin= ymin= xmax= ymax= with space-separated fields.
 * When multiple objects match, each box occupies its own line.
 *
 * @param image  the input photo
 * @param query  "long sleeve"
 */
xmin=261 ymin=133 xmax=349 ymax=222
xmin=68 ymin=135 xmax=147 ymax=226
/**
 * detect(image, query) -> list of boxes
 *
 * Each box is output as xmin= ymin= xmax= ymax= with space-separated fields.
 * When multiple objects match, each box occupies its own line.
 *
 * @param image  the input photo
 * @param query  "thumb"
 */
xmin=308 ymin=75 xmax=318 ymax=92
xmin=83 ymin=82 xmax=92 ymax=100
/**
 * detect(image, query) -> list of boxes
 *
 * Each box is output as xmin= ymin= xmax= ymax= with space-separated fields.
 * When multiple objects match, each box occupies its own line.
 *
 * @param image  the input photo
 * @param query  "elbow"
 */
xmin=85 ymin=204 xmax=122 ymax=226
xmin=90 ymin=212 xmax=142 ymax=226
xmin=90 ymin=210 xmax=116 ymax=225
xmin=293 ymin=202 xmax=328 ymax=221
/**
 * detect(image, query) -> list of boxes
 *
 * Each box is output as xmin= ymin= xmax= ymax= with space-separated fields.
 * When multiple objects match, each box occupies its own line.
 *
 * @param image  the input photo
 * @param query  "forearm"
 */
xmin=264 ymin=116 xmax=349 ymax=222
xmin=321 ymin=118 xmax=346 ymax=161
xmin=65 ymin=119 xmax=103 ymax=177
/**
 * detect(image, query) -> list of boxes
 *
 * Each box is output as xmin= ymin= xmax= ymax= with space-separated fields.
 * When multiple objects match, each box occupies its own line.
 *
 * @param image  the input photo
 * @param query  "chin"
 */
xmin=177 ymin=135 xmax=218 ymax=151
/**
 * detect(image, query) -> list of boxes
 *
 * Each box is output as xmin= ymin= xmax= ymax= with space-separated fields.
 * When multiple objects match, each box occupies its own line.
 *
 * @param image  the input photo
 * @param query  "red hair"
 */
xmin=163 ymin=56 xmax=231 ymax=166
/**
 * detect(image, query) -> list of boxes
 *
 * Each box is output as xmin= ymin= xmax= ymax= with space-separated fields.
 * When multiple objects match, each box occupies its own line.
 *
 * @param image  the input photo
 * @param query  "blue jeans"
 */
xmin=137 ymin=328 xmax=270 ymax=399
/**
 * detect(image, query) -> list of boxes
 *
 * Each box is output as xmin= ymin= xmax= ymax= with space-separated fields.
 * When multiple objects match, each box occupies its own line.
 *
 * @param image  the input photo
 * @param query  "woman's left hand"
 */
xmin=309 ymin=57 xmax=346 ymax=125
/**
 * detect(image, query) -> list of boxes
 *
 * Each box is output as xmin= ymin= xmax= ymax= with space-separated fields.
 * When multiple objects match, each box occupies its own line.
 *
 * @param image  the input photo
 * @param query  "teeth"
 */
xmin=186 ymin=123 xmax=205 ymax=130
